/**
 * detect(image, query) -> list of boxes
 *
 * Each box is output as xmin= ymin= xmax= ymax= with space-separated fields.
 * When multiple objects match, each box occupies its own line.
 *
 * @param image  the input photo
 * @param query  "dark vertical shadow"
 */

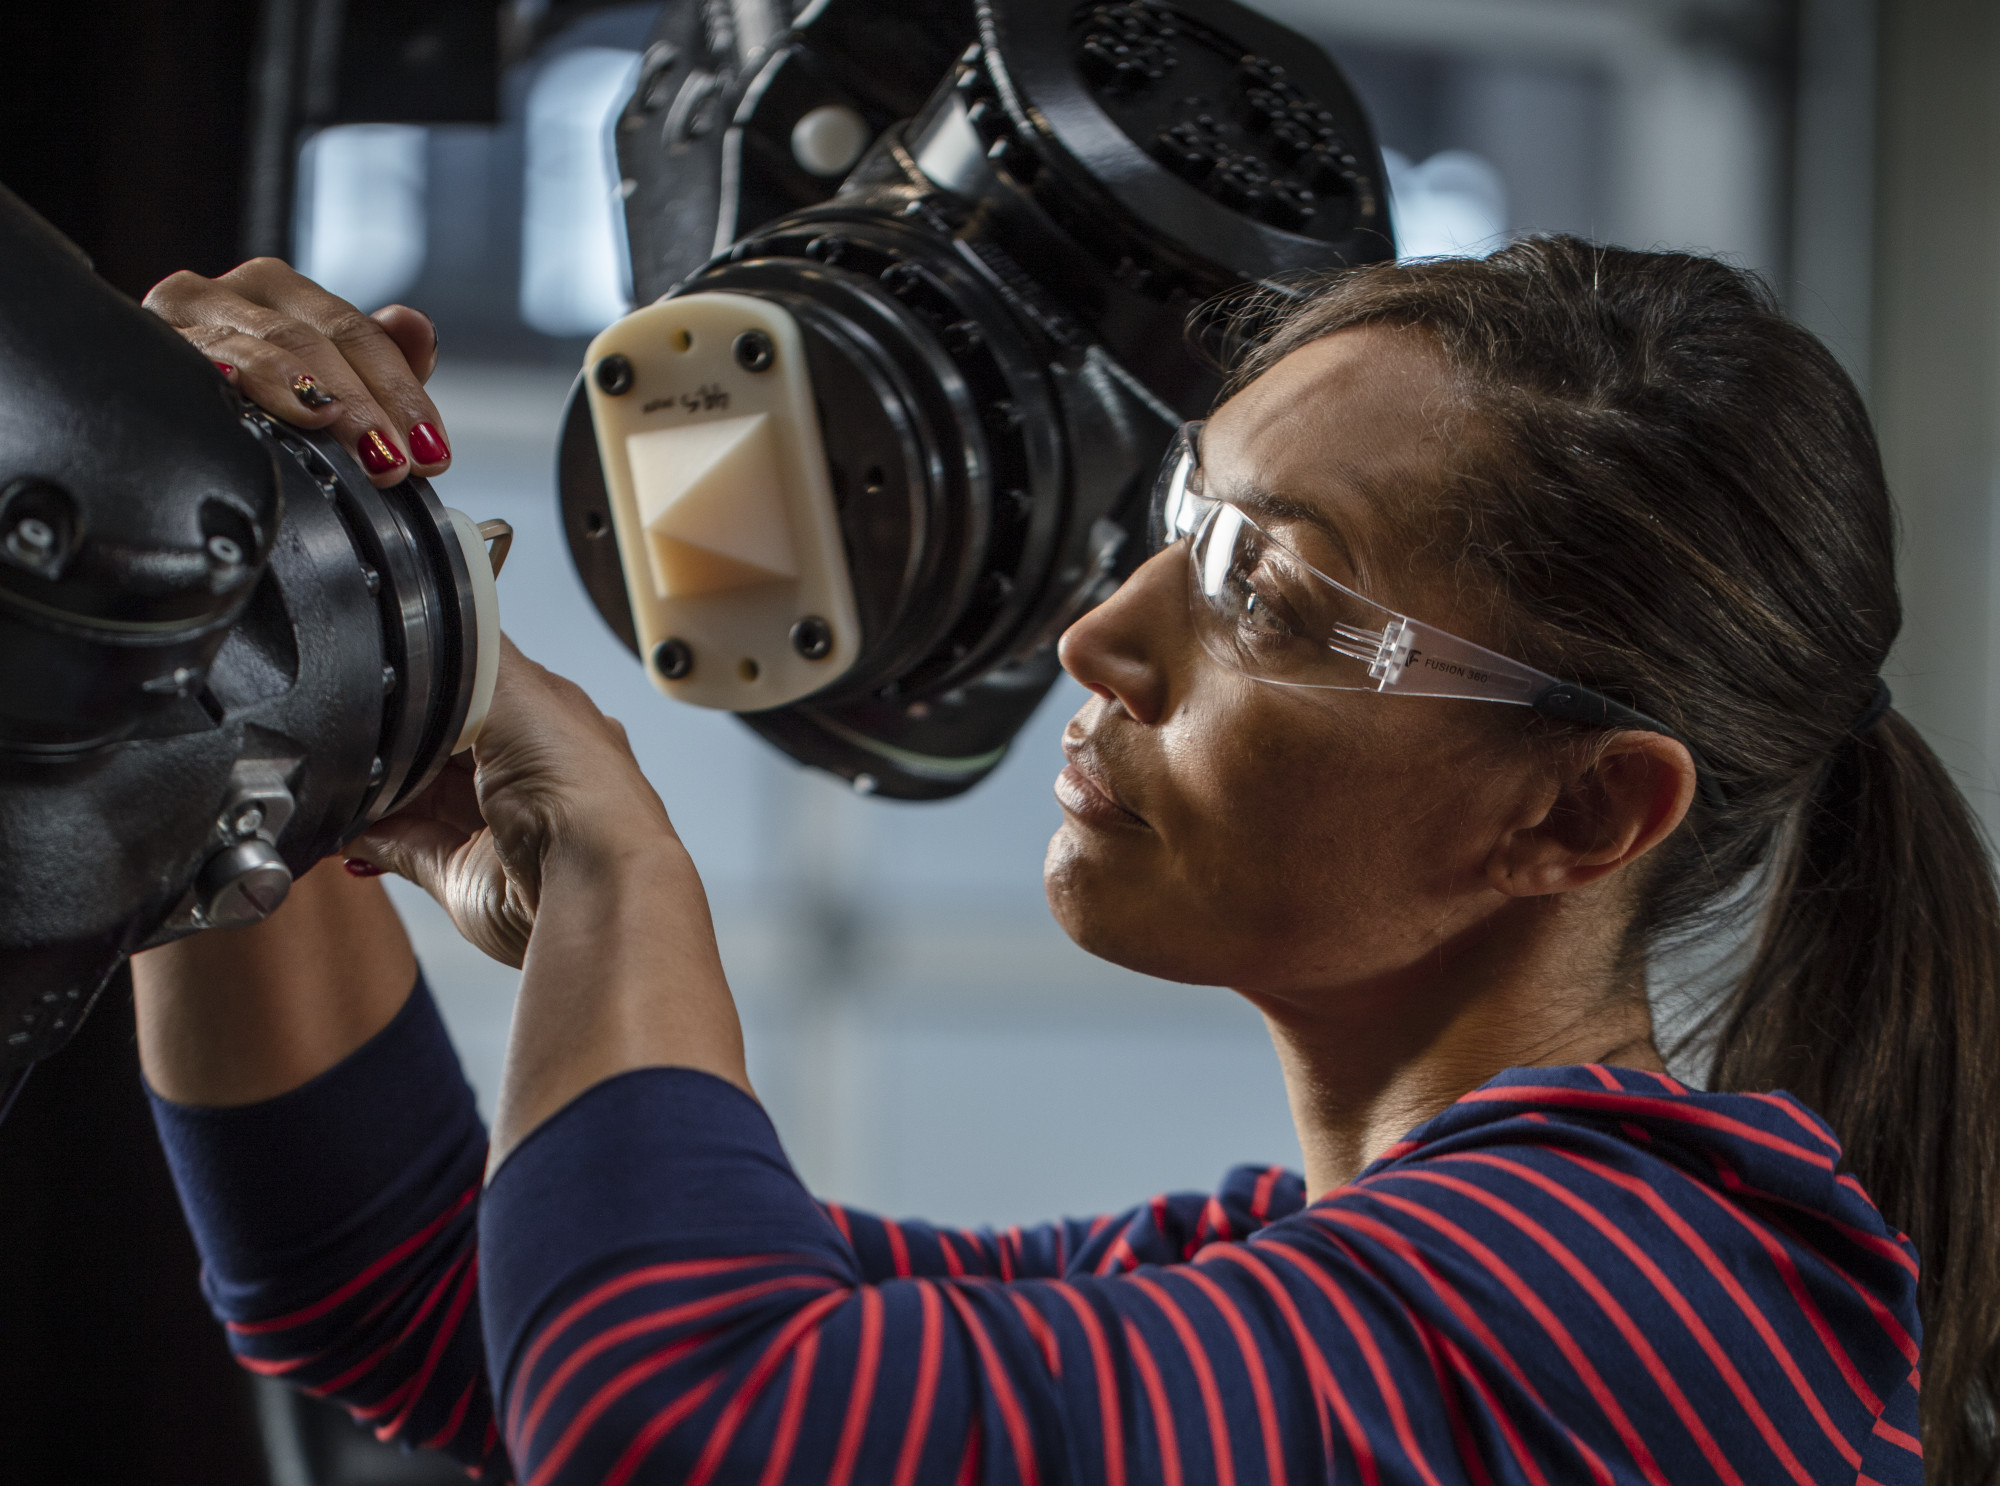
xmin=0 ymin=5 xmax=273 ymax=1482
xmin=0 ymin=974 xmax=268 ymax=1486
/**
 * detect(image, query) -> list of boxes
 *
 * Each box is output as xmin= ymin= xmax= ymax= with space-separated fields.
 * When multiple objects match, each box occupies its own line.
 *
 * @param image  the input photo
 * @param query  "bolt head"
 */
xmin=206 ymin=534 xmax=243 ymax=565
xmin=733 ymin=330 xmax=776 ymax=372
xmin=595 ymin=354 xmax=635 ymax=395
xmin=231 ymin=804 xmax=265 ymax=837
xmin=9 ymin=517 xmax=54 ymax=556
xmin=789 ymin=616 xmax=833 ymax=660
xmin=653 ymin=637 xmax=695 ymax=680
xmin=196 ymin=839 xmax=293 ymax=928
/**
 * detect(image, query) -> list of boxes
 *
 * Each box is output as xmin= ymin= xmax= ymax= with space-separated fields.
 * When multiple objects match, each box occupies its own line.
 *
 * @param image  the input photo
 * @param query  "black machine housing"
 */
xmin=561 ymin=0 xmax=1393 ymax=798
xmin=0 ymin=187 xmax=487 ymax=1083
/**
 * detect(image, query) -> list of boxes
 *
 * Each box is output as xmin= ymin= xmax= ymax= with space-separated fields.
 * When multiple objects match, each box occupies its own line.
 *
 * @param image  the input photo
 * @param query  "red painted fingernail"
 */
xmin=342 ymin=858 xmax=384 ymax=877
xmin=358 ymin=429 xmax=407 ymax=476
xmin=211 ymin=360 xmax=236 ymax=376
xmin=408 ymin=421 xmax=450 ymax=464
xmin=291 ymin=373 xmax=336 ymax=409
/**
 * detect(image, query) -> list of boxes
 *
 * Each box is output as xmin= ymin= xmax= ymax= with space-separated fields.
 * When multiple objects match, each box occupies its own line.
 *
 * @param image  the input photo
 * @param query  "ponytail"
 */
xmin=1710 ymin=709 xmax=2000 ymax=1480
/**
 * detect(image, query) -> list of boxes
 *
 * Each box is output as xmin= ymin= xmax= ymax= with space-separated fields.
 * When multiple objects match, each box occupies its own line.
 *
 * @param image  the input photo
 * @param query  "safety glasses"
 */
xmin=1149 ymin=421 xmax=1724 ymax=808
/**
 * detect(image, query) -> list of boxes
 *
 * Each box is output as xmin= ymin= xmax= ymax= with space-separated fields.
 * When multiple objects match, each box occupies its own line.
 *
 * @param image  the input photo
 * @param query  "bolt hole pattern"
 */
xmin=1076 ymin=2 xmax=1362 ymax=238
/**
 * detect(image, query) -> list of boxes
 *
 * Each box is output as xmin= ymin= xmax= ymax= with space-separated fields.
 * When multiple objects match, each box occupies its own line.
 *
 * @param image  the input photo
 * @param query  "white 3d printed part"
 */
xmin=584 ymin=292 xmax=860 ymax=710
xmin=444 ymin=507 xmax=501 ymax=753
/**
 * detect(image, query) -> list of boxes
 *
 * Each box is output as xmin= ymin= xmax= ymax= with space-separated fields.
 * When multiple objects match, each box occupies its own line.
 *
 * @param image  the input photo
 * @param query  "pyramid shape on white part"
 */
xmin=627 ymin=412 xmax=799 ymax=598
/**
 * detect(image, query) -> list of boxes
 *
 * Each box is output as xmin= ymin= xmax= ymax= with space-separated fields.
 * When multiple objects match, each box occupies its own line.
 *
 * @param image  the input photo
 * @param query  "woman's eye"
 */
xmin=1226 ymin=560 xmax=1308 ymax=642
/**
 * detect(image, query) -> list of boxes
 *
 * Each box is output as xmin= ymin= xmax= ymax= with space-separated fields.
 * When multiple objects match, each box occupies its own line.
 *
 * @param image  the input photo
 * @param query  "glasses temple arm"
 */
xmin=1531 ymin=684 xmax=1727 ymax=811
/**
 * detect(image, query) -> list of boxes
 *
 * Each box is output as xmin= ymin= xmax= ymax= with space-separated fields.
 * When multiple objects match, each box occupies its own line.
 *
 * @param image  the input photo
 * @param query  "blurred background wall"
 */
xmin=1 ymin=0 xmax=1996 ymax=1480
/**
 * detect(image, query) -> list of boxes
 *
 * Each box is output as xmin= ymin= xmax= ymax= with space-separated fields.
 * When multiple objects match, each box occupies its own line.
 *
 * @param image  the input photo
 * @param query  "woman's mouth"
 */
xmin=1055 ymin=746 xmax=1147 ymax=829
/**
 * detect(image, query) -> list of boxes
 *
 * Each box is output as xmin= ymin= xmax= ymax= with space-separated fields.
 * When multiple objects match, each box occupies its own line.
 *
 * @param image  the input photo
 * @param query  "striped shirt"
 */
xmin=151 ymin=979 xmax=1924 ymax=1484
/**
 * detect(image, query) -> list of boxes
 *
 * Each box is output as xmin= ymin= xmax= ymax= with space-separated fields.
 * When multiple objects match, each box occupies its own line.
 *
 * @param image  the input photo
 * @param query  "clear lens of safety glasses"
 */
xmin=1146 ymin=421 xmax=1728 ymax=807
xmin=1153 ymin=422 xmax=1553 ymax=701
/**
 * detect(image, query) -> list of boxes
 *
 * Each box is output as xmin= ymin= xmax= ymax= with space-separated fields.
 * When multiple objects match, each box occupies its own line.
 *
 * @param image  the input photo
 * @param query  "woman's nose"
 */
xmin=1057 ymin=546 xmax=1183 ymax=724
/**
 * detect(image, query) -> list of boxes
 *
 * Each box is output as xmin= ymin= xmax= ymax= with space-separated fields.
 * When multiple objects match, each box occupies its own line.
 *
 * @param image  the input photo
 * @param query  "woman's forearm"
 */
xmin=489 ymin=834 xmax=749 ymax=1167
xmin=133 ymin=857 xmax=418 ymax=1105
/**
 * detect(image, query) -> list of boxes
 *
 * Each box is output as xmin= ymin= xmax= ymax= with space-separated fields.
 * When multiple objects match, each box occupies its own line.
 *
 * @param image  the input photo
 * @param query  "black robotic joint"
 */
xmin=559 ymin=0 xmax=1392 ymax=800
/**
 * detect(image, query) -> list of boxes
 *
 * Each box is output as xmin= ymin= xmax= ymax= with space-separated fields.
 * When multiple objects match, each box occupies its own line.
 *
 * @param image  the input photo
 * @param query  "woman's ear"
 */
xmin=1485 ymin=732 xmax=1698 ymax=897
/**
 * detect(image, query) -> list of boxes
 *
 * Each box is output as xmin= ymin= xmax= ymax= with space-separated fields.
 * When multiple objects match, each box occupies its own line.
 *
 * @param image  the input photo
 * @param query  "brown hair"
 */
xmin=1227 ymin=236 xmax=2000 ymax=1480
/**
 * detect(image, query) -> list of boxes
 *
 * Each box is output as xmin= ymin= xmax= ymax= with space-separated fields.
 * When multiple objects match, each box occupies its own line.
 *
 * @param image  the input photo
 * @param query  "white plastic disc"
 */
xmin=445 ymin=507 xmax=501 ymax=753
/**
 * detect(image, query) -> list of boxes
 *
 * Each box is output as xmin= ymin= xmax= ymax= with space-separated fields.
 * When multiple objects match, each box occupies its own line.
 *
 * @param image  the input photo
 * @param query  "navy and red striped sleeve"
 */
xmin=154 ymin=975 xmax=1927 ymax=1486
xmin=821 ymin=1164 xmax=1301 ymax=1284
xmin=481 ymin=1060 xmax=1925 ymax=1485
xmin=148 ymin=979 xmax=508 ymax=1480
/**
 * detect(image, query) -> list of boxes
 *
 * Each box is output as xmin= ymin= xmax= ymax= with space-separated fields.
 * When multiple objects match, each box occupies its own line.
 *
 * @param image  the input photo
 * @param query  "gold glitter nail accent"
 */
xmin=291 ymin=374 xmax=336 ymax=409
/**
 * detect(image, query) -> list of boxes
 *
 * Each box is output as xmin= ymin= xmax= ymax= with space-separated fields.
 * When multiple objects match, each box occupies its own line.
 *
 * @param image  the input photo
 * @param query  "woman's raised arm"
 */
xmin=133 ymin=857 xmax=416 ymax=1105
xmin=341 ymin=636 xmax=751 ymax=1167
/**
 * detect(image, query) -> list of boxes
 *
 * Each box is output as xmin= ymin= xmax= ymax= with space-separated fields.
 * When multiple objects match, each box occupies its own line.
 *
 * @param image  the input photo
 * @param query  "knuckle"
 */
xmin=225 ymin=256 xmax=292 ymax=288
xmin=141 ymin=270 xmax=207 ymax=314
xmin=257 ymin=318 xmax=329 ymax=361
xmin=322 ymin=307 xmax=388 ymax=348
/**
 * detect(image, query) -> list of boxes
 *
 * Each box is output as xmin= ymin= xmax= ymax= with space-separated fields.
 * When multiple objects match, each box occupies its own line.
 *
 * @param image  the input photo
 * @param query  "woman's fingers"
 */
xmin=144 ymin=260 xmax=451 ymax=487
xmin=347 ymin=819 xmax=533 ymax=970
xmin=206 ymin=328 xmax=356 ymax=444
xmin=210 ymin=260 xmax=451 ymax=479
xmin=347 ymin=814 xmax=471 ymax=897
xmin=171 ymin=321 xmax=344 ymax=432
xmin=371 ymin=304 xmax=440 ymax=383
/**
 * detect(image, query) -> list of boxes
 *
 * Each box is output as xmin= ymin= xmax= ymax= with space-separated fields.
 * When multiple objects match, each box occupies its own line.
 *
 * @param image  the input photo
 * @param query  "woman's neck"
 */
xmin=1245 ymin=899 xmax=1665 ymax=1199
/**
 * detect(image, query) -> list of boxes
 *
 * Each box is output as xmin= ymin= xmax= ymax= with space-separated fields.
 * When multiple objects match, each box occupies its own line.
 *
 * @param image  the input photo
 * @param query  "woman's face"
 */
xmin=1047 ymin=324 xmax=1547 ymax=1003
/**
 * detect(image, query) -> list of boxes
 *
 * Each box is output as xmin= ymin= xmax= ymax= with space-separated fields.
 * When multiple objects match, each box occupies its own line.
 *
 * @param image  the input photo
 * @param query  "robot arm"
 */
xmin=0 ymin=185 xmax=501 ymax=1085
xmin=0 ymin=0 xmax=1387 ymax=1085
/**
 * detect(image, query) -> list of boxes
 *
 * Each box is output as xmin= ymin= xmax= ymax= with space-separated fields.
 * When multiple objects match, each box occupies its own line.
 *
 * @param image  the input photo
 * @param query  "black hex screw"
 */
xmin=653 ymin=637 xmax=695 ymax=679
xmin=595 ymin=354 xmax=634 ymax=395
xmin=790 ymin=616 xmax=833 ymax=660
xmin=733 ymin=330 xmax=775 ymax=372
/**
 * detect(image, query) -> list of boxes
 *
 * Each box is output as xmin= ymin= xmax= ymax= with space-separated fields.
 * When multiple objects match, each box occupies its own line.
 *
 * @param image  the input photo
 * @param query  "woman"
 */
xmin=136 ymin=238 xmax=1994 ymax=1484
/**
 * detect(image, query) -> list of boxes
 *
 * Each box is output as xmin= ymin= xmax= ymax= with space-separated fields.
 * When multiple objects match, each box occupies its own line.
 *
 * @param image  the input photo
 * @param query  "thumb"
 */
xmin=346 ymin=814 xmax=472 ymax=904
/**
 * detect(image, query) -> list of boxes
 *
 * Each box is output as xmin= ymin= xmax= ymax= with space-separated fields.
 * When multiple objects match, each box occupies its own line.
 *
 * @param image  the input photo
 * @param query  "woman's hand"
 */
xmin=143 ymin=258 xmax=451 ymax=486
xmin=352 ymin=636 xmax=748 ymax=1166
xmin=346 ymin=636 xmax=681 ymax=968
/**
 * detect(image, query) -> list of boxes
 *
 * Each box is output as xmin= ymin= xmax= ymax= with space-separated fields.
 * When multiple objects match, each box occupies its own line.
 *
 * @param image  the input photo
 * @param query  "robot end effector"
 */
xmin=0 ymin=184 xmax=503 ymax=1087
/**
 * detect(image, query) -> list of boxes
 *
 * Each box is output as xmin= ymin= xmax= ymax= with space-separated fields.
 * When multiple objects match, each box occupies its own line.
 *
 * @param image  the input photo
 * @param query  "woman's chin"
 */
xmin=1042 ymin=828 xmax=1198 ymax=982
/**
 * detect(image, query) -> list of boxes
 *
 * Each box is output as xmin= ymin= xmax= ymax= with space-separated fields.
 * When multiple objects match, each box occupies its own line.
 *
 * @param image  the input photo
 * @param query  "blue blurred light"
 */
xmin=295 ymin=125 xmax=429 ymax=311
xmin=520 ymin=46 xmax=643 ymax=336
xmin=1385 ymin=148 xmax=1510 ymax=260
